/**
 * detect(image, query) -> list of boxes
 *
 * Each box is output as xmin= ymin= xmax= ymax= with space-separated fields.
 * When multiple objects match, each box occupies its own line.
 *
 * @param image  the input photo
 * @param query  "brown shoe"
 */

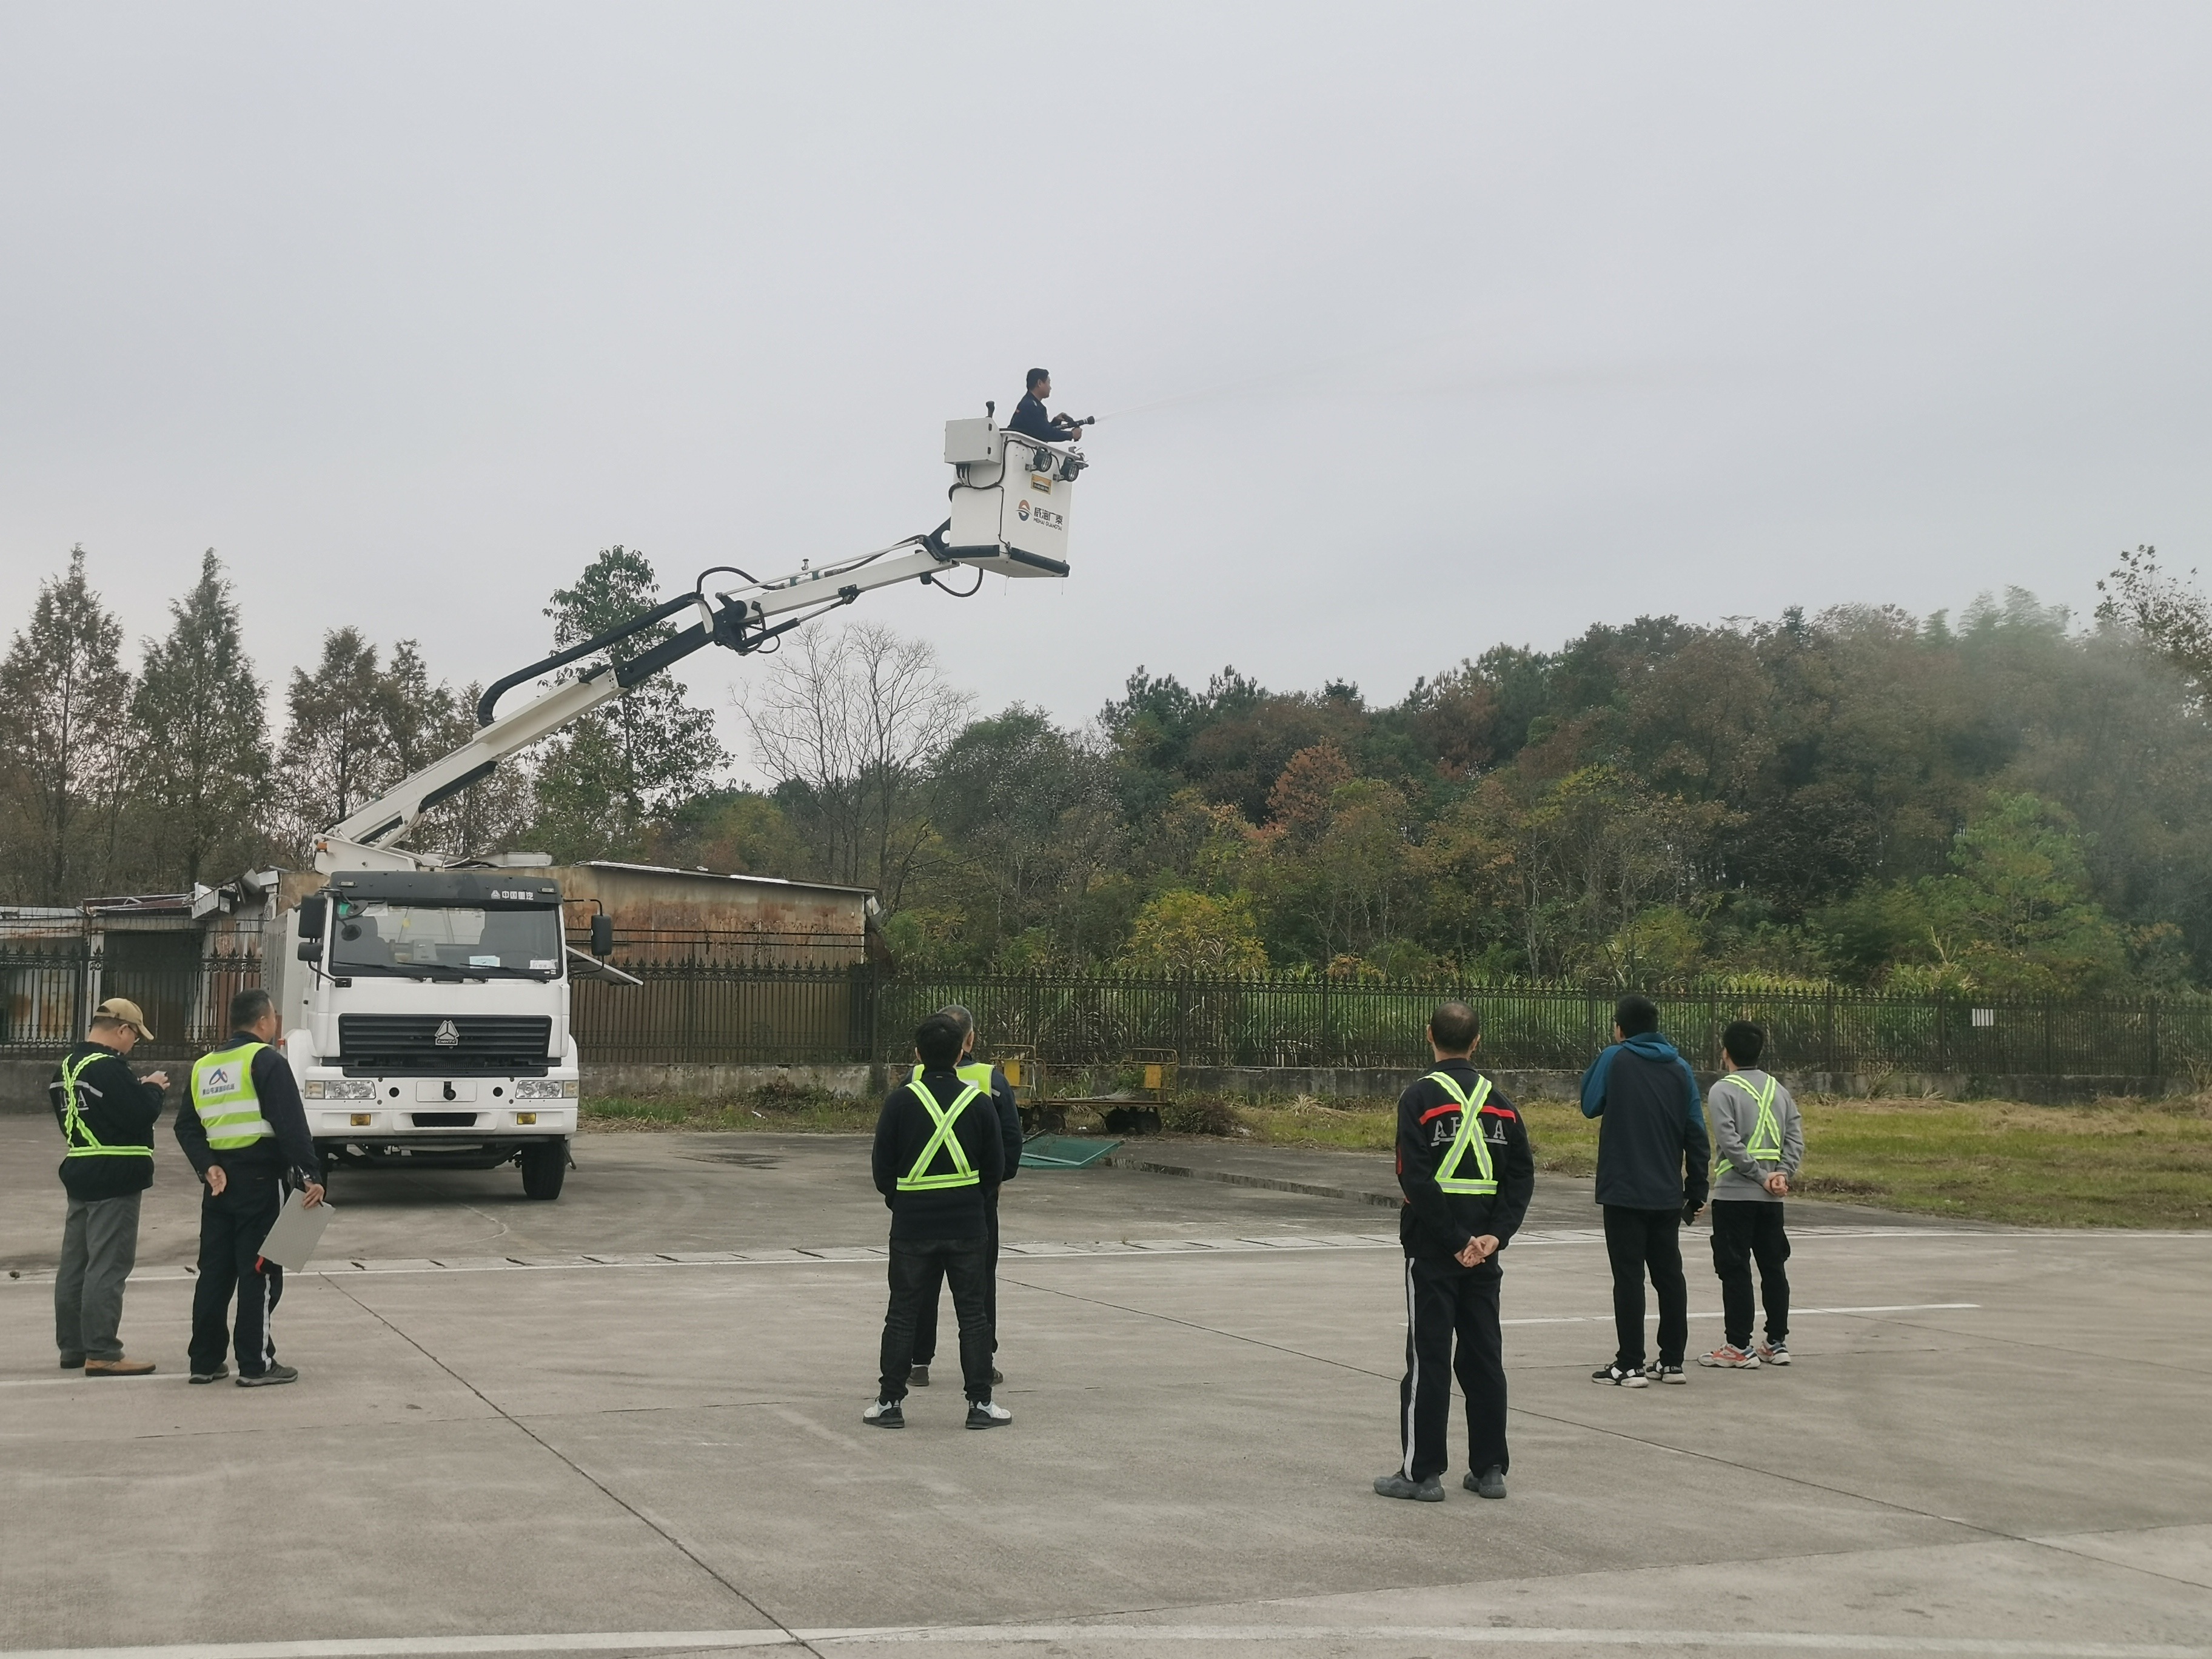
xmin=83 ymin=1358 xmax=156 ymax=1377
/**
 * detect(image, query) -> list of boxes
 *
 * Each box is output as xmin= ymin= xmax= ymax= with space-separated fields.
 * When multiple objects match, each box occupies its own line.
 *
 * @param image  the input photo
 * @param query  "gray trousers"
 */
xmin=56 ymin=1192 xmax=142 ymax=1362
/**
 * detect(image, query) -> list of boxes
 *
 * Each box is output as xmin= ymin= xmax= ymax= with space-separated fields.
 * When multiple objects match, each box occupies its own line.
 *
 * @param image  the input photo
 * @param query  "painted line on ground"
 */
xmin=1501 ymin=1302 xmax=1980 ymax=1327
xmin=0 ymin=1225 xmax=1991 ymax=1287
xmin=3 ymin=1625 xmax=2200 ymax=1658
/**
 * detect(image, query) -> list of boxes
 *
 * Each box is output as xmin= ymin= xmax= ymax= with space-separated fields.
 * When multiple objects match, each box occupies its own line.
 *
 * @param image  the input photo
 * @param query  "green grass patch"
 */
xmin=1204 ymin=1090 xmax=2212 ymax=1228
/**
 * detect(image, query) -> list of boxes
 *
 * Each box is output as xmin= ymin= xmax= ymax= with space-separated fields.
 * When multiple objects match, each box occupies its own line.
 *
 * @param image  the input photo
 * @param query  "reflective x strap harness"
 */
xmin=1424 ymin=1071 xmax=1498 ymax=1195
xmin=59 ymin=1053 xmax=149 ymax=1161
xmin=897 ymin=1081 xmax=984 ymax=1191
xmin=1725 ymin=1073 xmax=1785 ymax=1162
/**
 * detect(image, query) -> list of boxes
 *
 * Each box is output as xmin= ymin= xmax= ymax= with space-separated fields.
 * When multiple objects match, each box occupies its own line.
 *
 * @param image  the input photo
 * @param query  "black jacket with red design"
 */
xmin=1394 ymin=1057 xmax=1537 ymax=1263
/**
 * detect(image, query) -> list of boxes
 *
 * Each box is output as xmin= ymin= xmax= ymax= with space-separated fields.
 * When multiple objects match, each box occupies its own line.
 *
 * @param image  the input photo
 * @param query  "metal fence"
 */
xmin=0 ymin=934 xmax=264 ymax=1059
xmin=8 ymin=940 xmax=2208 ymax=1085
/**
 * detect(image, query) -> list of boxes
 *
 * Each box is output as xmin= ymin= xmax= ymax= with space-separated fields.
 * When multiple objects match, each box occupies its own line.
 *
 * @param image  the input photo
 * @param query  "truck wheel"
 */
xmin=520 ymin=1139 xmax=569 ymax=1200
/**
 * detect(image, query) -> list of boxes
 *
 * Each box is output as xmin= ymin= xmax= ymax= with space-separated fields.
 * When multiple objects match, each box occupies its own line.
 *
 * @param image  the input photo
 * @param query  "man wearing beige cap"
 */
xmin=50 ymin=998 xmax=169 ymax=1375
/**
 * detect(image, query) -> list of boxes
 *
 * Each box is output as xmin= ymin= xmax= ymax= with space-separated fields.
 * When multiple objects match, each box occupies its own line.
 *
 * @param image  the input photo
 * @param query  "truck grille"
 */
xmin=338 ymin=1014 xmax=553 ymax=1076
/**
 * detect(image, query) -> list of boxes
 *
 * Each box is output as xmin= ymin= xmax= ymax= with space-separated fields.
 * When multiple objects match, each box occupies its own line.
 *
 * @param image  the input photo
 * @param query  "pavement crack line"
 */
xmin=320 ymin=1276 xmax=827 ymax=1659
xmin=997 ymin=1273 xmax=2212 ymax=1598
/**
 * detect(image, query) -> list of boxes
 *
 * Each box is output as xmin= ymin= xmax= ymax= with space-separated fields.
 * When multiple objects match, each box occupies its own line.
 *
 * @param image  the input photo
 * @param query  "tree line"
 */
xmin=5 ymin=541 xmax=2210 ymax=996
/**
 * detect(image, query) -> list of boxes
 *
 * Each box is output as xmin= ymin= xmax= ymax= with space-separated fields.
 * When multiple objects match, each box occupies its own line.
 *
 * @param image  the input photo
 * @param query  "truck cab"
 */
xmin=264 ymin=869 xmax=578 ymax=1199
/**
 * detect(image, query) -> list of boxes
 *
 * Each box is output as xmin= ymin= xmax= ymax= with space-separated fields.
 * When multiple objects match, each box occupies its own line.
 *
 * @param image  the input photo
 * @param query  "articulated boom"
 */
xmin=318 ymin=417 xmax=1081 ymax=871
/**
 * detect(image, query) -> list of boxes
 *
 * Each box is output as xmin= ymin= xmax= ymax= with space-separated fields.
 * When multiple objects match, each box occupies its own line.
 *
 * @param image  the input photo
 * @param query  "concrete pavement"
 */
xmin=3 ymin=1116 xmax=2208 ymax=1658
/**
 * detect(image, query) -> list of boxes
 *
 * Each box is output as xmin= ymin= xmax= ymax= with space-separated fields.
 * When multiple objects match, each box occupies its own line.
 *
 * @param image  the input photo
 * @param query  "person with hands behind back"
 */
xmin=1374 ymin=1001 xmax=1535 ymax=1504
xmin=1698 ymin=1021 xmax=1804 ymax=1370
xmin=175 ymin=987 xmax=324 ymax=1388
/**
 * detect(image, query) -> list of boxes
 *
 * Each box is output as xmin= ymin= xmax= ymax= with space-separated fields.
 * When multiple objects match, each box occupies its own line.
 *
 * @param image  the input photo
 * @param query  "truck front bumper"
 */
xmin=302 ymin=1073 xmax=578 ymax=1139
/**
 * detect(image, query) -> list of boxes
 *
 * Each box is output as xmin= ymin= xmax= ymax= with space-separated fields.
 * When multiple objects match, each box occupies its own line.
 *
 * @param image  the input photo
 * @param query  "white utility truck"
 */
xmin=243 ymin=415 xmax=1081 ymax=1199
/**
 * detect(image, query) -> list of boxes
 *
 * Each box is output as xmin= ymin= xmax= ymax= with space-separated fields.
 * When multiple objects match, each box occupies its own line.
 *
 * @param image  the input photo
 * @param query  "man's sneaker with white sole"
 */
xmin=1757 ymin=1338 xmax=1791 ymax=1366
xmin=1592 ymin=1362 xmax=1649 ymax=1387
xmin=1698 ymin=1344 xmax=1760 ymax=1369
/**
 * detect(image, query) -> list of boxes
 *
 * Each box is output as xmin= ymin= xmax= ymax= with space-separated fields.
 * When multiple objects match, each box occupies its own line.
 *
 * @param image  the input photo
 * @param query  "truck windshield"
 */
xmin=328 ymin=903 xmax=564 ymax=979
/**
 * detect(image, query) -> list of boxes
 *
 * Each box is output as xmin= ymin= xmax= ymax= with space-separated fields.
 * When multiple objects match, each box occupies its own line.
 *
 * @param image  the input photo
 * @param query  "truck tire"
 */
xmin=520 ymin=1138 xmax=569 ymax=1201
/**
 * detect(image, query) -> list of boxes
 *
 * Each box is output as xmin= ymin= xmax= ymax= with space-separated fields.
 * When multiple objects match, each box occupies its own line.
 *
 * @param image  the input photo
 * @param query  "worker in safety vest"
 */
xmin=1698 ymin=1021 xmax=1804 ymax=1372
xmin=173 ymin=986 xmax=324 ymax=1387
xmin=865 ymin=1011 xmax=1008 ymax=1429
xmin=905 ymin=1004 xmax=1022 ymax=1390
xmin=1373 ymin=1001 xmax=1535 ymax=1504
xmin=49 ymin=997 xmax=170 ymax=1376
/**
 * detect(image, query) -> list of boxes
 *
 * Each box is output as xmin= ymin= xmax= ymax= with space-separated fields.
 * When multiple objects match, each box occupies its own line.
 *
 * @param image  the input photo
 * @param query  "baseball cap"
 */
xmin=93 ymin=997 xmax=155 ymax=1042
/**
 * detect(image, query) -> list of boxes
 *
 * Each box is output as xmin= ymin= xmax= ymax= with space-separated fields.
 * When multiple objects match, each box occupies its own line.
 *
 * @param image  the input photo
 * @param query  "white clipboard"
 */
xmin=256 ymin=1188 xmax=333 ymax=1271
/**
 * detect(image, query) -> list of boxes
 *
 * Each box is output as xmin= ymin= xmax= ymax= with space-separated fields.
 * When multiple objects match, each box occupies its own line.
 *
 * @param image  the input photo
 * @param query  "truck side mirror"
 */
xmin=299 ymin=895 xmax=327 ymax=940
xmin=590 ymin=914 xmax=614 ymax=958
xmin=297 ymin=938 xmax=321 ymax=962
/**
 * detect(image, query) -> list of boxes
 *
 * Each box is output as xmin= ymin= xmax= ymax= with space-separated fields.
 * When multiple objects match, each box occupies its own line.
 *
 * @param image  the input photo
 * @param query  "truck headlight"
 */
xmin=321 ymin=1079 xmax=375 ymax=1101
xmin=515 ymin=1078 xmax=565 ymax=1101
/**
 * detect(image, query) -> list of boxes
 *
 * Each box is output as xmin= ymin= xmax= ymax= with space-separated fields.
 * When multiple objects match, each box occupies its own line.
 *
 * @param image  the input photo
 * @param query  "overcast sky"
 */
xmin=5 ymin=3 xmax=2209 ymax=778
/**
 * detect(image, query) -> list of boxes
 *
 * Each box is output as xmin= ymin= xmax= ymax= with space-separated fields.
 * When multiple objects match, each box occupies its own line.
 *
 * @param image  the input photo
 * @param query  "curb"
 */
xmin=1099 ymin=1153 xmax=1402 ymax=1211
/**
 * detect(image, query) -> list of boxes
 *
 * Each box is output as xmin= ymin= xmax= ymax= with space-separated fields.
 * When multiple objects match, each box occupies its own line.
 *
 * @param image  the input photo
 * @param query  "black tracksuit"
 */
xmin=871 ymin=1067 xmax=1007 ymax=1402
xmin=1392 ymin=1059 xmax=1536 ymax=1483
xmin=174 ymin=1037 xmax=322 ymax=1378
xmin=912 ymin=1065 xmax=1024 ymax=1367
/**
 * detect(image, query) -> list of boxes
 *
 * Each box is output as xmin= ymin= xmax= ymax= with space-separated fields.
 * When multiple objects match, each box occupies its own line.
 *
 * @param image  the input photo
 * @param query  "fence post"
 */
xmin=2148 ymin=998 xmax=2162 ymax=1091
xmin=1934 ymin=990 xmax=1947 ymax=1073
xmin=1823 ymin=985 xmax=1836 ymax=1077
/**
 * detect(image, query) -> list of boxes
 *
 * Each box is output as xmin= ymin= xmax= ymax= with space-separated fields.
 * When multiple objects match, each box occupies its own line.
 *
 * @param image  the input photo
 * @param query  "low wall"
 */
xmin=581 ymin=1062 xmax=881 ymax=1101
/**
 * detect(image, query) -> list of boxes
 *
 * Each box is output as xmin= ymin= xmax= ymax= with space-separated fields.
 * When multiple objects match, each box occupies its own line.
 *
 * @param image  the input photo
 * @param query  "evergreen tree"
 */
xmin=0 ymin=546 xmax=132 ymax=902
xmin=532 ymin=547 xmax=726 ymax=860
xmin=126 ymin=549 xmax=269 ymax=889
xmin=278 ymin=628 xmax=391 ymax=853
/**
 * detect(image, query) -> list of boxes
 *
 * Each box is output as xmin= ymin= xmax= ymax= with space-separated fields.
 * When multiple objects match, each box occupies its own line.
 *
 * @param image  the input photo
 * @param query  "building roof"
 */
xmin=572 ymin=860 xmax=874 ymax=900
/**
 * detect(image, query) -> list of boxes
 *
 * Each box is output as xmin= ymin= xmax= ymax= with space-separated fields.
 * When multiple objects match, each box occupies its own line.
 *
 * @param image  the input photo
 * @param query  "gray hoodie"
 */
xmin=1706 ymin=1068 xmax=1804 ymax=1201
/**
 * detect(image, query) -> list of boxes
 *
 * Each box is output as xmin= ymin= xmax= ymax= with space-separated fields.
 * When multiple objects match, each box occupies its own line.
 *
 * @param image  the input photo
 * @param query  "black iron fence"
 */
xmin=7 ymin=937 xmax=2207 ymax=1085
xmin=0 ymin=933 xmax=264 ymax=1059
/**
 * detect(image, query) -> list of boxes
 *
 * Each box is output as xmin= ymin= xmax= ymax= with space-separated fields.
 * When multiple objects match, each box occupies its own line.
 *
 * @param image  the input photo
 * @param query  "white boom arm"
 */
xmin=318 ymin=545 xmax=956 ymax=869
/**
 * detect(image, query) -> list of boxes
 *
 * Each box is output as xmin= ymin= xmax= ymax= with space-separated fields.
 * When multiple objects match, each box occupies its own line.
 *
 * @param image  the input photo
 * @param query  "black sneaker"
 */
xmin=1373 ymin=1471 xmax=1446 ymax=1501
xmin=1652 ymin=1362 xmax=1687 ymax=1384
xmin=236 ymin=1362 xmax=298 ymax=1387
xmin=862 ymin=1398 xmax=903 ymax=1428
xmin=1592 ymin=1362 xmax=1649 ymax=1388
xmin=991 ymin=1367 xmax=1004 ymax=1385
xmin=189 ymin=1366 xmax=230 ymax=1385
xmin=966 ymin=1399 xmax=1012 ymax=1429
xmin=1464 ymin=1465 xmax=1507 ymax=1500
xmin=908 ymin=1363 xmax=931 ymax=1387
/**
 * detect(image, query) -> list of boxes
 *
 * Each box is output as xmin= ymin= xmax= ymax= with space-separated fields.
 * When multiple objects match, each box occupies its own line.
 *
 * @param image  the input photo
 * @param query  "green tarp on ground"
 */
xmin=1019 ymin=1136 xmax=1123 ymax=1170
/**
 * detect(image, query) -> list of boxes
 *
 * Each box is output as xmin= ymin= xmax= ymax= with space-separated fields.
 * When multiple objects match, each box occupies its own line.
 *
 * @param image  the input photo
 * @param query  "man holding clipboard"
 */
xmin=175 ymin=988 xmax=325 ymax=1387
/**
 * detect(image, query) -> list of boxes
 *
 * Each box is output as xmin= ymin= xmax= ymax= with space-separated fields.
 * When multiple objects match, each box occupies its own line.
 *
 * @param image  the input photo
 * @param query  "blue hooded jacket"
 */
xmin=1580 ymin=1032 xmax=1711 ymax=1210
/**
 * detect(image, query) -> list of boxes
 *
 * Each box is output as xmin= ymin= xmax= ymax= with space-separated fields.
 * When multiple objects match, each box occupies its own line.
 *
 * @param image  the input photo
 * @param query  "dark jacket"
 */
xmin=50 ymin=1040 xmax=165 ymax=1201
xmin=873 ymin=1067 xmax=1008 ymax=1240
xmin=1008 ymin=392 xmax=1070 ymax=444
xmin=173 ymin=1035 xmax=322 ymax=1190
xmin=1394 ymin=1059 xmax=1537 ymax=1264
xmin=1580 ymin=1034 xmax=1710 ymax=1210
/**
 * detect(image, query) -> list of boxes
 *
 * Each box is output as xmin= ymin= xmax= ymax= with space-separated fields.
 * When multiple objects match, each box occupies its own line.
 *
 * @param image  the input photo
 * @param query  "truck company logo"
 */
xmin=1028 ymin=504 xmax=1065 ymax=530
xmin=488 ymin=889 xmax=537 ymax=901
xmin=1016 ymin=500 xmax=1031 ymax=520
xmin=434 ymin=1019 xmax=460 ymax=1047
